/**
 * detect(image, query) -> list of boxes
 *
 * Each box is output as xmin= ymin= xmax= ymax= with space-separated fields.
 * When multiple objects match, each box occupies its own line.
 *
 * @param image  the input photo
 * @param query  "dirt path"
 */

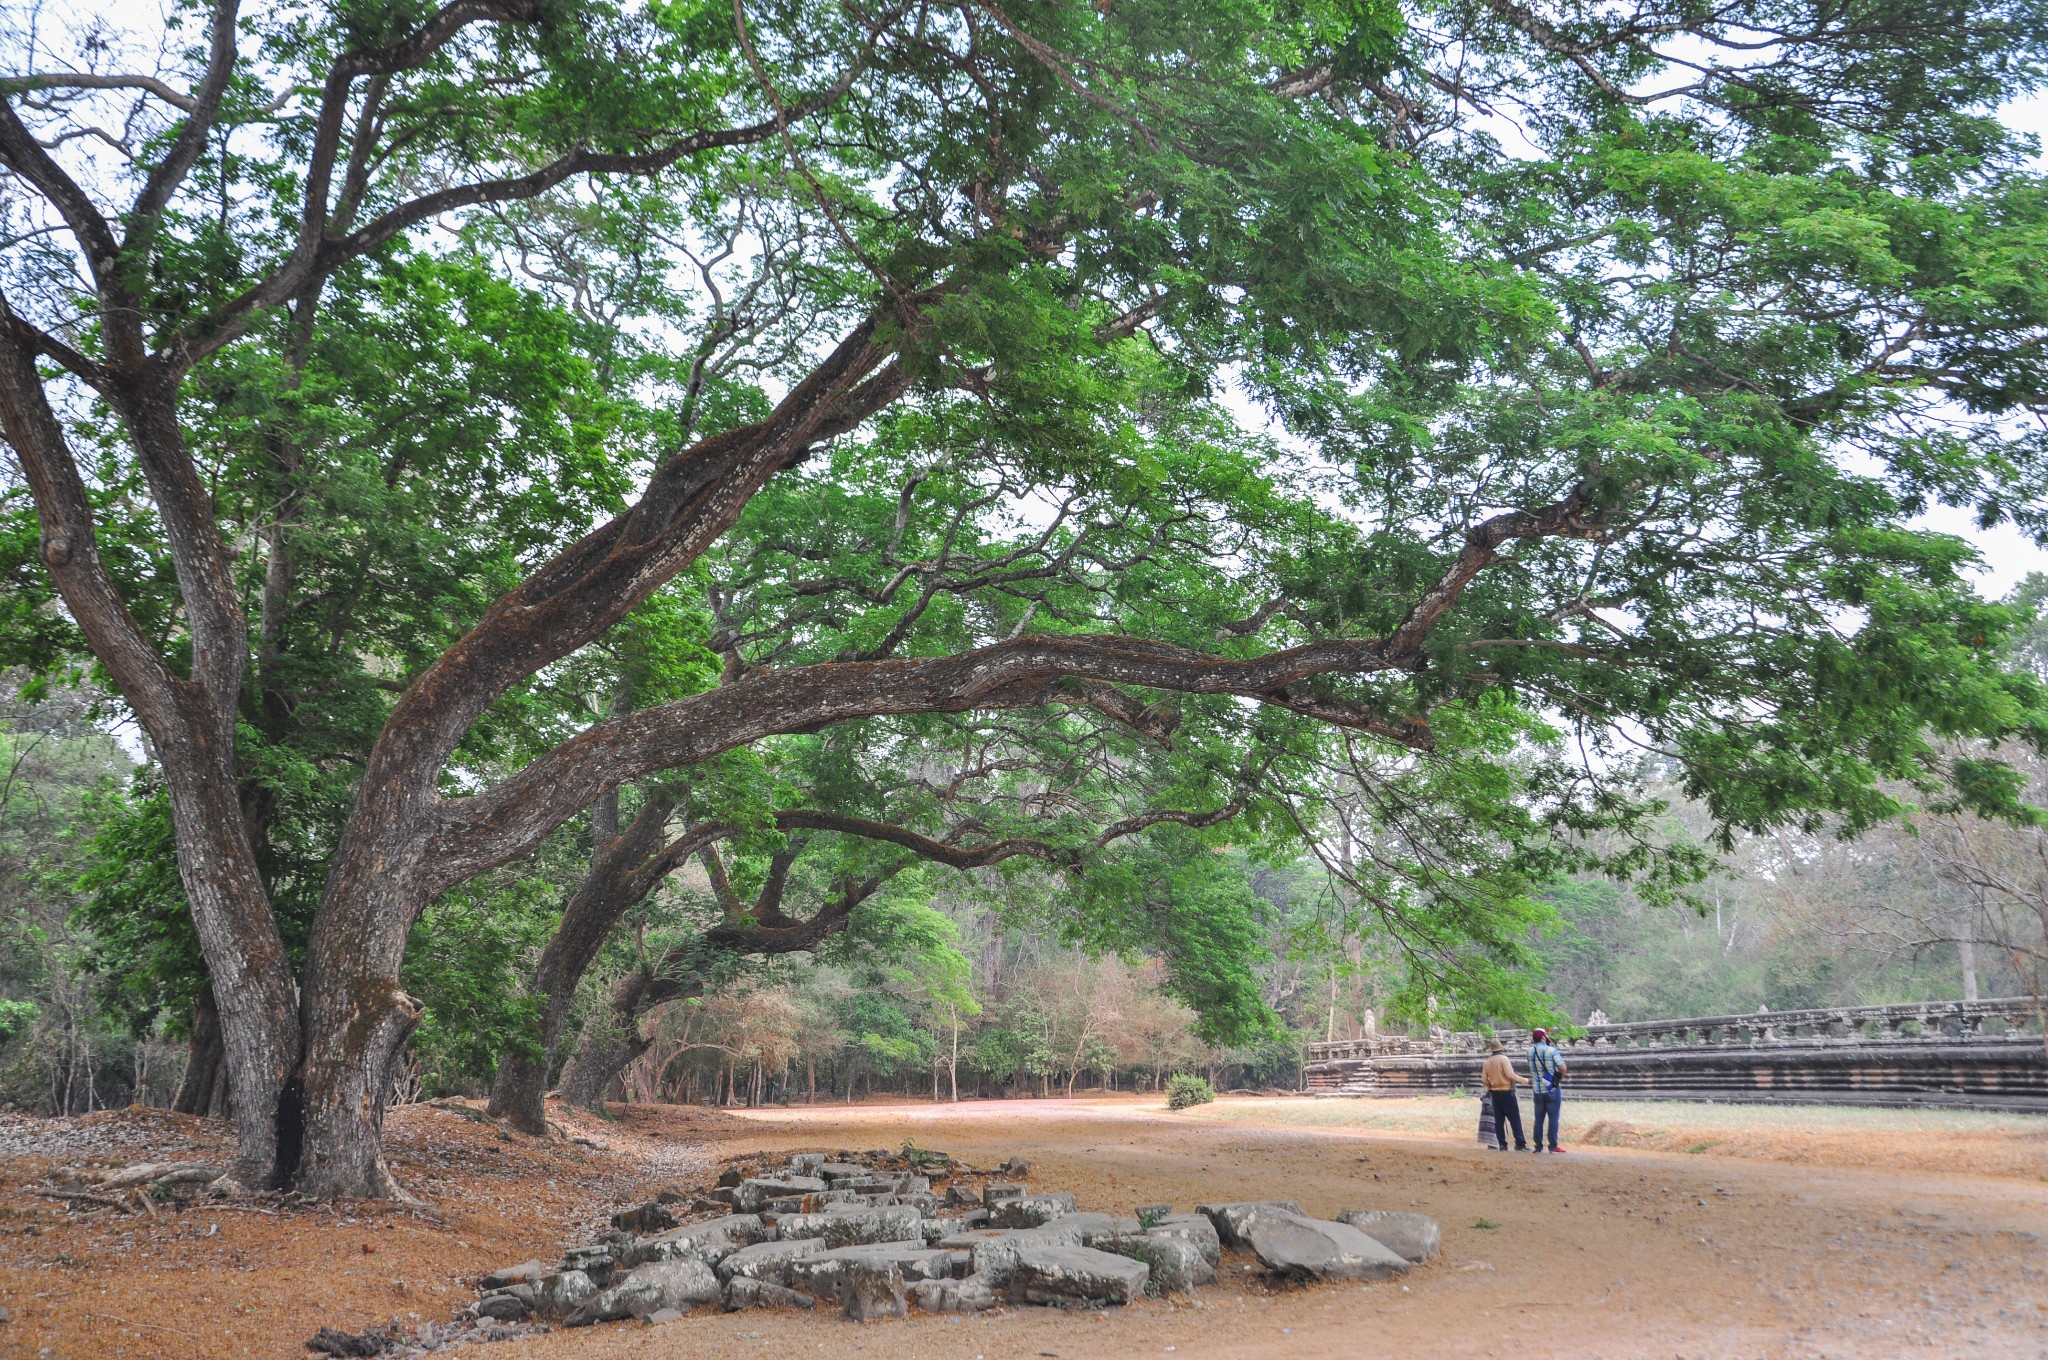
xmin=2 ymin=1096 xmax=2043 ymax=1360
xmin=499 ymin=1096 xmax=2048 ymax=1360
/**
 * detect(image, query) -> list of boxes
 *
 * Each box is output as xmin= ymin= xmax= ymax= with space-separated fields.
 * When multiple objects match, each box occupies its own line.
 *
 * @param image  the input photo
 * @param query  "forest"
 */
xmin=6 ymin=611 xmax=2045 ymax=1117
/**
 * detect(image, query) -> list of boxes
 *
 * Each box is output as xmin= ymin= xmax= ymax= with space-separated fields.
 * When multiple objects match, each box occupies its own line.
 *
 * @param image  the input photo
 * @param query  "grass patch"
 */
xmin=1471 ymin=1218 xmax=1498 ymax=1230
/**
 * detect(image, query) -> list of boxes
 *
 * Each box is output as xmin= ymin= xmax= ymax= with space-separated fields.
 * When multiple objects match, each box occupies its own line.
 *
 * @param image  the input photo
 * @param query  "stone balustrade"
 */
xmin=1302 ymin=996 xmax=2048 ymax=1111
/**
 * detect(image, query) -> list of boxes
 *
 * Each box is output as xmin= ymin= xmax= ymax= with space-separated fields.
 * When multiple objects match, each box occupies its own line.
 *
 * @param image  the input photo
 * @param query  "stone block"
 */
xmin=1335 ymin=1209 xmax=1441 ymax=1263
xmin=1008 ymin=1245 xmax=1149 ymax=1307
xmin=1239 ymin=1210 xmax=1410 ymax=1282
xmin=814 ymin=1162 xmax=870 ymax=1181
xmin=723 ymin=1277 xmax=817 ymax=1311
xmin=773 ymin=1204 xmax=926 ymax=1248
xmin=574 ymin=1260 xmax=721 ymax=1323
xmin=1196 ymin=1199 xmax=1307 ymax=1249
xmin=478 ymin=1260 xmax=544 ymax=1290
xmin=559 ymin=1244 xmax=617 ymax=1286
xmin=1093 ymin=1232 xmax=1215 ymax=1294
xmin=969 ymin=1222 xmax=1092 ymax=1287
xmin=982 ymin=1182 xmax=1026 ymax=1207
xmin=1146 ymin=1213 xmax=1221 ymax=1267
xmin=611 ymin=1201 xmax=678 ymax=1234
xmin=732 ymin=1175 xmax=830 ymax=1212
xmin=843 ymin=1262 xmax=907 ymax=1322
xmin=989 ymin=1192 xmax=1078 ymax=1228
xmin=715 ymin=1236 xmax=827 ymax=1285
xmin=789 ymin=1242 xmax=956 ymax=1302
xmin=625 ymin=1214 xmax=766 ymax=1268
xmin=530 ymin=1269 xmax=597 ymax=1319
xmin=911 ymin=1275 xmax=997 ymax=1314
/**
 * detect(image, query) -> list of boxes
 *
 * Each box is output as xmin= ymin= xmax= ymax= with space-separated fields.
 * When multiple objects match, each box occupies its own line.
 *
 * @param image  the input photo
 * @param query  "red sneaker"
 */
xmin=1550 ymin=1146 xmax=1567 ymax=1153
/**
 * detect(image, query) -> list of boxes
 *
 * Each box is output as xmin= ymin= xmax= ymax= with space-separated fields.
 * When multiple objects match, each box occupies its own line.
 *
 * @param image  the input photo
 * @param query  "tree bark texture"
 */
xmin=486 ymin=799 xmax=702 ymax=1133
xmin=172 ymin=986 xmax=226 ymax=1117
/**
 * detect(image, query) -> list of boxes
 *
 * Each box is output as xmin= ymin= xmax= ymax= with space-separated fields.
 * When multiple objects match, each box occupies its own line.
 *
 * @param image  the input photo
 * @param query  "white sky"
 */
xmin=1950 ymin=92 xmax=2048 ymax=594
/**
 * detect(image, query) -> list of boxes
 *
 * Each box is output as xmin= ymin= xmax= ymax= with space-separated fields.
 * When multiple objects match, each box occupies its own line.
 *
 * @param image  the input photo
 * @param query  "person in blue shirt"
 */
xmin=1527 ymin=1027 xmax=1568 ymax=1153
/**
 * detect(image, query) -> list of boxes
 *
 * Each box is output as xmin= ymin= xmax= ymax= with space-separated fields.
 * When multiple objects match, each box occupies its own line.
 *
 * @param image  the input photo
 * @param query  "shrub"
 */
xmin=1166 ymin=1073 xmax=1215 ymax=1110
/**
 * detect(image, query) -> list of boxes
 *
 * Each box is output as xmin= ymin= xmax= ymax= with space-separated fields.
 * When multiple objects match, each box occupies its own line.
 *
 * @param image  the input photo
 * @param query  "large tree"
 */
xmin=5 ymin=0 xmax=2048 ymax=1196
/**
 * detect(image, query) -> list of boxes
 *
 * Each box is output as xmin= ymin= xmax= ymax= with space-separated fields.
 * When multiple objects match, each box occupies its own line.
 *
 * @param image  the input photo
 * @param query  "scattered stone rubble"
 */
xmin=306 ymin=1147 xmax=1440 ymax=1354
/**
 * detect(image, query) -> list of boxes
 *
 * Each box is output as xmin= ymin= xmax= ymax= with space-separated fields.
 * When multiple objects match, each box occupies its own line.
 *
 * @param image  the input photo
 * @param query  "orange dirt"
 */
xmin=2 ymin=1094 xmax=2044 ymax=1360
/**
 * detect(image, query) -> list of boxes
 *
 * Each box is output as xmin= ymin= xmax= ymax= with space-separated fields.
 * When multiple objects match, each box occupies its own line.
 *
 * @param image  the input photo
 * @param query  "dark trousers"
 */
xmin=1489 ymin=1088 xmax=1526 ymax=1149
xmin=1532 ymin=1089 xmax=1561 ymax=1149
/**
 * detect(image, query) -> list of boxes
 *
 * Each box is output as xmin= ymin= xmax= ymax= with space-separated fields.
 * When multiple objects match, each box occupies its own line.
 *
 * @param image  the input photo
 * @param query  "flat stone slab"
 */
xmin=814 ymin=1162 xmax=870 ymax=1181
xmin=733 ymin=1175 xmax=830 ymax=1212
xmin=773 ymin=1204 xmax=925 ymax=1247
xmin=1336 ymin=1209 xmax=1441 ymax=1263
xmin=1239 ymin=1210 xmax=1410 ymax=1282
xmin=1092 ymin=1231 xmax=1215 ymax=1294
xmin=574 ymin=1260 xmax=721 ymax=1323
xmin=479 ymin=1260 xmax=544 ymax=1290
xmin=1009 ymin=1245 xmax=1150 ymax=1307
xmin=1146 ymin=1213 xmax=1221 ymax=1267
xmin=715 ymin=1237 xmax=827 ymax=1285
xmin=969 ymin=1222 xmax=1094 ymax=1287
xmin=989 ymin=1192 xmax=1078 ymax=1228
xmin=627 ymin=1214 xmax=767 ymax=1268
xmin=911 ymin=1275 xmax=996 ymax=1313
xmin=789 ymin=1242 xmax=957 ymax=1301
xmin=1197 ymin=1199 xmax=1307 ymax=1249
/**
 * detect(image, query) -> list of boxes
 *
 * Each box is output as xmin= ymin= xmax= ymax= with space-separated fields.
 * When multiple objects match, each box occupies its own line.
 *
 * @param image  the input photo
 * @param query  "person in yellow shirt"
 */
xmin=1481 ymin=1038 xmax=1530 ymax=1152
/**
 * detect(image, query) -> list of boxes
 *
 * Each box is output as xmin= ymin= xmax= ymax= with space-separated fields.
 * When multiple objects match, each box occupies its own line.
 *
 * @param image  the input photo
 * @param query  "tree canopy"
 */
xmin=3 ymin=0 xmax=2048 ymax=1194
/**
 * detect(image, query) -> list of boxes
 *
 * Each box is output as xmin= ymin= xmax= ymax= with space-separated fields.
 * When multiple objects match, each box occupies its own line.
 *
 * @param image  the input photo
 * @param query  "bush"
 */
xmin=1166 ymin=1073 xmax=1215 ymax=1110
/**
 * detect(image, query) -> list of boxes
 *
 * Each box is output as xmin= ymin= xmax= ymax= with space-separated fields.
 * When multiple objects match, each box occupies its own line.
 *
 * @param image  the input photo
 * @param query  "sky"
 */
xmin=1945 ymin=91 xmax=2048 ymax=595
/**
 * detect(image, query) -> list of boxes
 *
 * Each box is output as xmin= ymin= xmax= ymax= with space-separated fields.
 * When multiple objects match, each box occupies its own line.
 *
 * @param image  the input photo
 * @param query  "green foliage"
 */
xmin=0 ymin=999 xmax=34 ymax=1047
xmin=402 ymin=881 xmax=558 ymax=1098
xmin=1166 ymin=1073 xmax=1216 ymax=1111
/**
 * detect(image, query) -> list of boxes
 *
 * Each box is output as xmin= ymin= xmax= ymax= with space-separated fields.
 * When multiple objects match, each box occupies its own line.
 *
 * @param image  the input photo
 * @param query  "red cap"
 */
xmin=1531 ymin=1027 xmax=1548 ymax=1039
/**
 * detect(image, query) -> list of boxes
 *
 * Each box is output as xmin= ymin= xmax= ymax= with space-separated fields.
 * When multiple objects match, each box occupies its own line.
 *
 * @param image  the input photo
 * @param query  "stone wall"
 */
xmin=1303 ymin=997 xmax=2048 ymax=1112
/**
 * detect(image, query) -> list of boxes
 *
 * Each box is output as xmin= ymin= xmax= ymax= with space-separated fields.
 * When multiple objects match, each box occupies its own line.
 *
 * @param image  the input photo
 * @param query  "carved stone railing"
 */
xmin=1306 ymin=996 xmax=2043 ymax=1064
xmin=1302 ymin=997 xmax=2048 ymax=1110
xmin=1560 ymin=997 xmax=2042 ymax=1050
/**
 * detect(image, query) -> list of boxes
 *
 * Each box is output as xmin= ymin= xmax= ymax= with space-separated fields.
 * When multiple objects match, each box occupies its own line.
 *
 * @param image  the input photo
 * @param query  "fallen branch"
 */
xmin=93 ymin=1161 xmax=223 ymax=1190
xmin=34 ymin=1188 xmax=130 ymax=1209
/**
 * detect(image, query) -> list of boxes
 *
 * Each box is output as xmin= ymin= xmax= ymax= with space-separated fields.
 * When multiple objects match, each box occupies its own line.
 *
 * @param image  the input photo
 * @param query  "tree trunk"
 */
xmin=487 ymin=796 xmax=677 ymax=1133
xmin=160 ymin=754 xmax=301 ymax=1188
xmin=172 ymin=986 xmax=226 ymax=1117
xmin=1959 ymin=912 xmax=1980 ymax=1002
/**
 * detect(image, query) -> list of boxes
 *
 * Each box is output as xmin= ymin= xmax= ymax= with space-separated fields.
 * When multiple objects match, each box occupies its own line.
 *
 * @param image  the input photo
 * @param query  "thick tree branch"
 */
xmin=131 ymin=0 xmax=244 ymax=225
xmin=0 ymin=295 xmax=179 ymax=730
xmin=172 ymin=36 xmax=864 ymax=370
xmin=430 ymin=483 xmax=1614 ymax=886
xmin=0 ymin=72 xmax=198 ymax=110
xmin=0 ymin=105 xmax=121 ymax=286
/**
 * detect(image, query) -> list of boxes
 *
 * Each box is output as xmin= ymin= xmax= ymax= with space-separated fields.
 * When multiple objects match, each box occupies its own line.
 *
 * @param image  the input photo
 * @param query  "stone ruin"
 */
xmin=307 ymin=1146 xmax=1441 ymax=1354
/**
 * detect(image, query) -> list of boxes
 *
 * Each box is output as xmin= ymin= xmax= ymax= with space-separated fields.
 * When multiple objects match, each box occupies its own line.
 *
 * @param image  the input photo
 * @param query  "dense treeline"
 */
xmin=8 ymin=647 xmax=2046 ymax=1115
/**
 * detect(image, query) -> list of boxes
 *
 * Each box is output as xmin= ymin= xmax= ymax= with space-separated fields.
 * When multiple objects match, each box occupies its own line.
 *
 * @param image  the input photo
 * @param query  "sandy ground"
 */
xmin=1 ymin=1094 xmax=2044 ymax=1360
